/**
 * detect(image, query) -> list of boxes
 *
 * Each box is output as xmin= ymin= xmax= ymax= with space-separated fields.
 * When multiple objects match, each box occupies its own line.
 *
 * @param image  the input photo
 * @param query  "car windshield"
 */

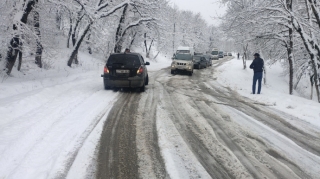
xmin=211 ymin=51 xmax=219 ymax=55
xmin=176 ymin=50 xmax=190 ymax=54
xmin=107 ymin=54 xmax=141 ymax=67
xmin=219 ymin=52 xmax=223 ymax=55
xmin=175 ymin=53 xmax=193 ymax=60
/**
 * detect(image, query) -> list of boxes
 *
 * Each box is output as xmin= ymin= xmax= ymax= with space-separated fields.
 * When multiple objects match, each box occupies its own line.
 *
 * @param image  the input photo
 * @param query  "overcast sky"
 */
xmin=169 ymin=0 xmax=227 ymax=25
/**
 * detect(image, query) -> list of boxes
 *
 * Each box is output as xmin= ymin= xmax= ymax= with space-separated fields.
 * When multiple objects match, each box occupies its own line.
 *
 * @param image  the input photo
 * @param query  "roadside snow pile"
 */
xmin=1 ymin=50 xmax=105 ymax=99
xmin=217 ymin=58 xmax=320 ymax=128
xmin=0 ymin=51 xmax=118 ymax=179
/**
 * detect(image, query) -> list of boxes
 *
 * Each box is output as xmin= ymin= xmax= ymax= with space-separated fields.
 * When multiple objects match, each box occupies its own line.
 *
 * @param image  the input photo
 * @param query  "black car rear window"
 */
xmin=107 ymin=54 xmax=141 ymax=66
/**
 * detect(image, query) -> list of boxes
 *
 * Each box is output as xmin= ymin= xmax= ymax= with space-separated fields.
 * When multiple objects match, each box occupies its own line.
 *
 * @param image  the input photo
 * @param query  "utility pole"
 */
xmin=173 ymin=22 xmax=175 ymax=54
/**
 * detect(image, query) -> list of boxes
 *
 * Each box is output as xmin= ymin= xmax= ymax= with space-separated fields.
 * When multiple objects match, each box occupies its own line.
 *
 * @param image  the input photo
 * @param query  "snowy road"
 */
xmin=97 ymin=58 xmax=320 ymax=179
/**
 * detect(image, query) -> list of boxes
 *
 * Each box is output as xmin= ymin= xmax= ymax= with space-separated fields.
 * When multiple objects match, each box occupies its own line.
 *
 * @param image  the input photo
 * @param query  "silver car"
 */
xmin=171 ymin=53 xmax=194 ymax=76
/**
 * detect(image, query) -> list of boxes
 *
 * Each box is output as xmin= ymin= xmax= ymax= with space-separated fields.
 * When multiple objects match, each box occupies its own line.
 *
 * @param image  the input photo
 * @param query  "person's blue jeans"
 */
xmin=253 ymin=72 xmax=263 ymax=94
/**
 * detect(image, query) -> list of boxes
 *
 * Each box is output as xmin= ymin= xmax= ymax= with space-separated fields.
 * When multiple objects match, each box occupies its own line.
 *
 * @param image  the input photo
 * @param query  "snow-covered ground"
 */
xmin=0 ymin=50 xmax=171 ymax=179
xmin=217 ymin=58 xmax=320 ymax=128
xmin=2 ymin=52 xmax=320 ymax=179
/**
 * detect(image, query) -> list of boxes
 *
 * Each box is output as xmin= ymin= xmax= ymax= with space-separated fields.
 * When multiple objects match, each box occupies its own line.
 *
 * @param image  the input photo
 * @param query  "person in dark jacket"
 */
xmin=125 ymin=48 xmax=130 ymax=53
xmin=250 ymin=53 xmax=264 ymax=94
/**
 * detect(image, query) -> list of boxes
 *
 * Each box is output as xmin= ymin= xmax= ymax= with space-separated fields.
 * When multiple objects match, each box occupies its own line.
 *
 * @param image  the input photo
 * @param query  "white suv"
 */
xmin=171 ymin=54 xmax=194 ymax=76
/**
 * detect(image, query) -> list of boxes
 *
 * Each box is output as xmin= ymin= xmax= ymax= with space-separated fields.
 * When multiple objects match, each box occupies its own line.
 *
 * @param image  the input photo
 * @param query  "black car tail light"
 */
xmin=104 ymin=66 xmax=109 ymax=74
xmin=137 ymin=66 xmax=143 ymax=75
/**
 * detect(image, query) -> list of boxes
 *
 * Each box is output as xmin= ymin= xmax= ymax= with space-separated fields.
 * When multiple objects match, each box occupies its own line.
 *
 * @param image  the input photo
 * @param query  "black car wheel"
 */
xmin=104 ymin=85 xmax=111 ymax=90
xmin=140 ymin=83 xmax=145 ymax=92
xmin=145 ymin=75 xmax=149 ymax=85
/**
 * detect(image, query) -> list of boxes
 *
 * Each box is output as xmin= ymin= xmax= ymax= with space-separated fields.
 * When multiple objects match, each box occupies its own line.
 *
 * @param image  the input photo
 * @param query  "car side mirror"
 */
xmin=145 ymin=62 xmax=150 ymax=65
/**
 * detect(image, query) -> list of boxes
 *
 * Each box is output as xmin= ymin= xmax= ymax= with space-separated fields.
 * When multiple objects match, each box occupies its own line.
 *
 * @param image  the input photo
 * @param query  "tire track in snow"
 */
xmin=97 ymin=70 xmax=169 ymax=179
xmin=97 ymin=93 xmax=140 ymax=179
xmin=163 ymin=66 xmax=311 ymax=178
xmin=135 ymin=70 xmax=169 ymax=179
xmin=160 ymin=76 xmax=250 ymax=179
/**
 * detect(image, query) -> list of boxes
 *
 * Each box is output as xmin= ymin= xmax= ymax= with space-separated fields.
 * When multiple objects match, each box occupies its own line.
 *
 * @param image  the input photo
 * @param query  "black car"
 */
xmin=218 ymin=51 xmax=224 ymax=58
xmin=193 ymin=55 xmax=207 ymax=69
xmin=101 ymin=53 xmax=150 ymax=92
xmin=203 ymin=55 xmax=212 ymax=66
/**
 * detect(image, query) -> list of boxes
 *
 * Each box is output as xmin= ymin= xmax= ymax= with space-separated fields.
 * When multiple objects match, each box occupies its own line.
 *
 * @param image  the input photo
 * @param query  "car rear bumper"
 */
xmin=102 ymin=75 xmax=144 ymax=88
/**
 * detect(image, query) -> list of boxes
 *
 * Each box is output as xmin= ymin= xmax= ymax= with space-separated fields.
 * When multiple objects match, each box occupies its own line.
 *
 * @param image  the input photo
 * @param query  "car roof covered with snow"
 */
xmin=177 ymin=46 xmax=192 ymax=50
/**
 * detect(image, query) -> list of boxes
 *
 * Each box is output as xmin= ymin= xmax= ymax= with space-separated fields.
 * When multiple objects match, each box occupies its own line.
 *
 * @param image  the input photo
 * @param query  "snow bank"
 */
xmin=216 ymin=58 xmax=320 ymax=128
xmin=0 ymin=51 xmax=118 ymax=179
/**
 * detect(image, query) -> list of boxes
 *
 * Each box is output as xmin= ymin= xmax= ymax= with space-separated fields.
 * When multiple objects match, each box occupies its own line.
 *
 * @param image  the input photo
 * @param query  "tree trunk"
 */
xmin=144 ymin=33 xmax=155 ymax=58
xmin=147 ymin=39 xmax=154 ymax=58
xmin=312 ymin=60 xmax=320 ymax=102
xmin=242 ymin=44 xmax=248 ymax=69
xmin=293 ymin=8 xmax=320 ymax=102
xmin=128 ymin=32 xmax=137 ymax=49
xmin=17 ymin=50 xmax=22 ymax=71
xmin=5 ymin=37 xmax=20 ymax=74
xmin=287 ymin=0 xmax=294 ymax=95
xmin=144 ymin=33 xmax=148 ymax=54
xmin=153 ymin=51 xmax=160 ymax=61
xmin=286 ymin=33 xmax=294 ymax=95
xmin=34 ymin=11 xmax=42 ymax=68
xmin=67 ymin=12 xmax=72 ymax=48
xmin=307 ymin=0 xmax=320 ymax=29
xmin=86 ymin=31 xmax=92 ymax=54
xmin=294 ymin=70 xmax=304 ymax=90
xmin=68 ymin=23 xmax=91 ymax=67
xmin=310 ymin=75 xmax=314 ymax=100
xmin=72 ymin=13 xmax=85 ymax=47
xmin=114 ymin=5 xmax=128 ymax=53
xmin=5 ymin=0 xmax=37 ymax=75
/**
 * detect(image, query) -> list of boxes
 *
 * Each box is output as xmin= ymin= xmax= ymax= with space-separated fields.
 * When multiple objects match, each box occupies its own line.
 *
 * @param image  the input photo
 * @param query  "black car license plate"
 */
xmin=116 ymin=70 xmax=130 ymax=74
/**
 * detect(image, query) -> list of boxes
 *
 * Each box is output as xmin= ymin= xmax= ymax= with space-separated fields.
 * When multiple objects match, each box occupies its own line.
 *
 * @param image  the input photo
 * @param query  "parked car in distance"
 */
xmin=101 ymin=53 xmax=150 ymax=92
xmin=211 ymin=48 xmax=219 ymax=60
xmin=193 ymin=55 xmax=207 ymax=69
xmin=219 ymin=51 xmax=224 ymax=58
xmin=224 ymin=52 xmax=228 ymax=56
xmin=228 ymin=52 xmax=232 ymax=56
xmin=194 ymin=52 xmax=203 ymax=56
xmin=204 ymin=54 xmax=212 ymax=66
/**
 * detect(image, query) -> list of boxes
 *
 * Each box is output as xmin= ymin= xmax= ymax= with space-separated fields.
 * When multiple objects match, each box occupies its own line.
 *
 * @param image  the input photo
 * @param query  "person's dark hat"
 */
xmin=254 ymin=53 xmax=260 ymax=57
